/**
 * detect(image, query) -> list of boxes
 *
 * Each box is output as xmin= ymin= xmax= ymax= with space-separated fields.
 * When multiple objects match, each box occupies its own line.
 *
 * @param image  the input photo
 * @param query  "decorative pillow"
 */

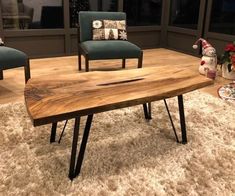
xmin=92 ymin=20 xmax=127 ymax=40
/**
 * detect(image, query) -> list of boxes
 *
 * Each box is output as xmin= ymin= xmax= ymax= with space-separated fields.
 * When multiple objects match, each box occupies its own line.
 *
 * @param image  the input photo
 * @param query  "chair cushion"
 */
xmin=0 ymin=46 xmax=27 ymax=70
xmin=92 ymin=20 xmax=127 ymax=40
xmin=80 ymin=40 xmax=141 ymax=60
xmin=79 ymin=11 xmax=126 ymax=42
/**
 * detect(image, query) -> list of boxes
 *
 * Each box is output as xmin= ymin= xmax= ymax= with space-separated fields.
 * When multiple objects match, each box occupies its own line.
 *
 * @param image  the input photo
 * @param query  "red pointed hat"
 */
xmin=192 ymin=38 xmax=216 ymax=57
xmin=192 ymin=38 xmax=212 ymax=50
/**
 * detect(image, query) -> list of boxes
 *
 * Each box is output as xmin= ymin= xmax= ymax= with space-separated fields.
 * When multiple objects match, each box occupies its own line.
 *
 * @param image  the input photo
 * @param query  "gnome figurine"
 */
xmin=193 ymin=38 xmax=217 ymax=79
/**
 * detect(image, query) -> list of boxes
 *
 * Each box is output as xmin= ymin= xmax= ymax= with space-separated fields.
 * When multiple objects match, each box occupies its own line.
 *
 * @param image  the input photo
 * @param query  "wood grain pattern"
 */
xmin=24 ymin=64 xmax=213 ymax=126
xmin=0 ymin=49 xmax=230 ymax=104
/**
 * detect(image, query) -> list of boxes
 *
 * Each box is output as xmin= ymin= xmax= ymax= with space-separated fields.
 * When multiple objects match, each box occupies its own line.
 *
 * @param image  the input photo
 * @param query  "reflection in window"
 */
xmin=123 ymin=0 xmax=162 ymax=26
xmin=70 ymin=0 xmax=118 ymax=28
xmin=169 ymin=0 xmax=200 ymax=29
xmin=1 ymin=0 xmax=64 ymax=30
xmin=210 ymin=0 xmax=235 ymax=35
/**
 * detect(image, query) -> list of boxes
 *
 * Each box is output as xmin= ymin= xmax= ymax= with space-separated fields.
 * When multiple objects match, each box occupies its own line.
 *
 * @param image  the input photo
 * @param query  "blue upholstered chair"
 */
xmin=0 ymin=46 xmax=30 ymax=83
xmin=78 ymin=11 xmax=143 ymax=72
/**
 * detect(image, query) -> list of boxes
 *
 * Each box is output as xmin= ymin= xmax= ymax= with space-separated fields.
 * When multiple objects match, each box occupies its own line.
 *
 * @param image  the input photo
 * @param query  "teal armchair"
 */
xmin=78 ymin=11 xmax=143 ymax=72
xmin=0 ymin=45 xmax=30 ymax=83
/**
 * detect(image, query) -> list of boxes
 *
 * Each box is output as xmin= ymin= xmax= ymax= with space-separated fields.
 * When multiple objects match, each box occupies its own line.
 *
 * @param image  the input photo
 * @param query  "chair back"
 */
xmin=79 ymin=11 xmax=126 ymax=42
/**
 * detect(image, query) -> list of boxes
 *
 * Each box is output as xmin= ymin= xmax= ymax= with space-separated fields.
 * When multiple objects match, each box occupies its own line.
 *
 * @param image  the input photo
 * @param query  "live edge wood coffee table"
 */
xmin=24 ymin=65 xmax=213 ymax=180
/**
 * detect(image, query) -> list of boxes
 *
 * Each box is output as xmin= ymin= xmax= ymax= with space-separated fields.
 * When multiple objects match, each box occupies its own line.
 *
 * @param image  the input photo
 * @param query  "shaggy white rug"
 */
xmin=0 ymin=91 xmax=234 ymax=196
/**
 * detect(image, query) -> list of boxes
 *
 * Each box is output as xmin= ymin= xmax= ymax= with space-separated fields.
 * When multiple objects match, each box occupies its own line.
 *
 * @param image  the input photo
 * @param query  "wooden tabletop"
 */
xmin=24 ymin=65 xmax=213 ymax=126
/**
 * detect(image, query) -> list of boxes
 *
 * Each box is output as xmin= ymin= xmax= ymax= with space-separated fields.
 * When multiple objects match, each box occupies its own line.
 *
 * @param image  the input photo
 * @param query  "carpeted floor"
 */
xmin=0 ymin=91 xmax=234 ymax=196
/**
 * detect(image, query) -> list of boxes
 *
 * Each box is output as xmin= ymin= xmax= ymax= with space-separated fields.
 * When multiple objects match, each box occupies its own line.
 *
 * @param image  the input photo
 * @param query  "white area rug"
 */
xmin=0 ymin=91 xmax=234 ymax=195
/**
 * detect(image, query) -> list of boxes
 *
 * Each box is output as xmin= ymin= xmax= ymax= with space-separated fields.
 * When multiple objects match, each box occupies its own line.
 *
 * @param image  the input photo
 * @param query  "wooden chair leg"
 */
xmin=122 ymin=59 xmax=126 ymax=69
xmin=85 ymin=56 xmax=89 ymax=72
xmin=138 ymin=51 xmax=143 ymax=68
xmin=0 ymin=69 xmax=3 ymax=80
xmin=78 ymin=53 xmax=82 ymax=71
xmin=24 ymin=59 xmax=31 ymax=83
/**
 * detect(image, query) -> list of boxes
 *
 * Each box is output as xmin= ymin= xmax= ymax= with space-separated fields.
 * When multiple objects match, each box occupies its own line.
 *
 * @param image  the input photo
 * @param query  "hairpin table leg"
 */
xmin=178 ymin=95 xmax=187 ymax=144
xmin=143 ymin=102 xmax=152 ymax=120
xmin=164 ymin=99 xmax=179 ymax=143
xmin=50 ymin=122 xmax=57 ymax=143
xmin=69 ymin=114 xmax=93 ymax=180
xmin=68 ymin=117 xmax=81 ymax=180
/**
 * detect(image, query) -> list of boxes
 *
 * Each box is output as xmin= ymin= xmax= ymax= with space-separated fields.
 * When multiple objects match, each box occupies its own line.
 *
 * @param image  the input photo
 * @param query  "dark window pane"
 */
xmin=169 ymin=0 xmax=200 ymax=29
xmin=1 ymin=0 xmax=64 ymax=30
xmin=209 ymin=0 xmax=235 ymax=35
xmin=123 ymin=0 xmax=162 ymax=26
xmin=70 ymin=0 xmax=118 ymax=28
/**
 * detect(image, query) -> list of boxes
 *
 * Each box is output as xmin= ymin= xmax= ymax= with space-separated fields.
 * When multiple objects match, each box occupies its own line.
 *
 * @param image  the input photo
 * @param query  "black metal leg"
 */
xmin=148 ymin=102 xmax=152 ymax=119
xmin=74 ymin=114 xmax=93 ymax=177
xmin=78 ymin=53 xmax=82 ymax=71
xmin=50 ymin=122 xmax=57 ymax=143
xmin=69 ymin=117 xmax=81 ymax=180
xmin=164 ymin=99 xmax=179 ymax=143
xmin=122 ymin=59 xmax=126 ymax=68
xmin=178 ymin=95 xmax=187 ymax=144
xmin=0 ymin=69 xmax=3 ymax=80
xmin=85 ymin=56 xmax=89 ymax=72
xmin=58 ymin=120 xmax=68 ymax=144
xmin=138 ymin=51 xmax=143 ymax=68
xmin=143 ymin=103 xmax=148 ymax=119
xmin=24 ymin=59 xmax=31 ymax=83
xmin=143 ymin=102 xmax=152 ymax=120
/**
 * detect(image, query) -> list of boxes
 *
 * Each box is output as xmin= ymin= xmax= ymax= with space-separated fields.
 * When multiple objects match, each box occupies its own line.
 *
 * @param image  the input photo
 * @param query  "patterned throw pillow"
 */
xmin=92 ymin=20 xmax=127 ymax=40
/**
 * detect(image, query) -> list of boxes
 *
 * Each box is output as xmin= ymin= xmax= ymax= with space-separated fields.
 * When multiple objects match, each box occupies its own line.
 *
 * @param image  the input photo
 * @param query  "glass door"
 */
xmin=123 ymin=0 xmax=162 ymax=26
xmin=69 ymin=0 xmax=118 ymax=28
xmin=208 ymin=0 xmax=235 ymax=35
xmin=165 ymin=0 xmax=206 ymax=54
xmin=203 ymin=0 xmax=235 ymax=55
xmin=169 ymin=0 xmax=200 ymax=30
xmin=1 ymin=0 xmax=64 ymax=30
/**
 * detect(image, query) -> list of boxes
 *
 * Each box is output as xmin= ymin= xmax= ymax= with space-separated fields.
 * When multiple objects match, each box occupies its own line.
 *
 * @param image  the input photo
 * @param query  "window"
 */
xmin=169 ymin=0 xmax=200 ymax=29
xmin=70 ymin=0 xmax=118 ymax=28
xmin=1 ymin=0 xmax=64 ymax=30
xmin=209 ymin=0 xmax=235 ymax=35
xmin=123 ymin=0 xmax=162 ymax=26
